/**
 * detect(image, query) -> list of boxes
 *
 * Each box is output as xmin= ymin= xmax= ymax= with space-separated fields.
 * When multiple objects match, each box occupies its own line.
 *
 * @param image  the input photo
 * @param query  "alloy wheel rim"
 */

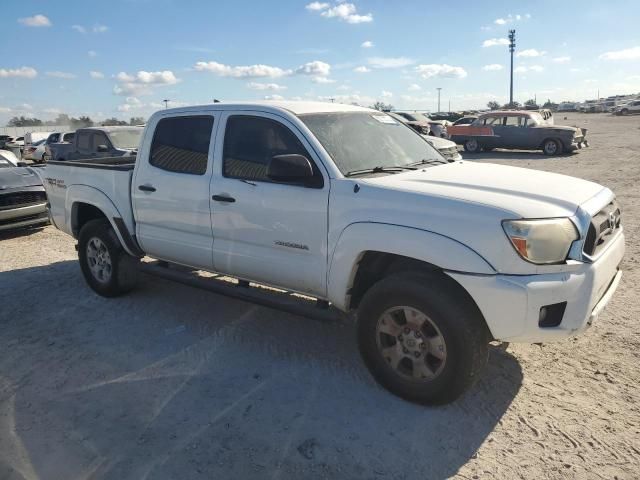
xmin=375 ymin=306 xmax=447 ymax=381
xmin=86 ymin=237 xmax=112 ymax=284
xmin=467 ymin=140 xmax=478 ymax=151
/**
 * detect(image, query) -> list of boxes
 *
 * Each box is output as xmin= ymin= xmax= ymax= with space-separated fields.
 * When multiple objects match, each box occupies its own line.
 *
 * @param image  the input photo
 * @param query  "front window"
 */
xmin=109 ymin=128 xmax=143 ymax=149
xmin=299 ymin=112 xmax=443 ymax=175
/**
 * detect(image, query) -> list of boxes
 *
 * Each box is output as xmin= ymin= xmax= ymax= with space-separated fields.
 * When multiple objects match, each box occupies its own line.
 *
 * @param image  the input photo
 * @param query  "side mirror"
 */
xmin=267 ymin=154 xmax=314 ymax=184
xmin=17 ymin=161 xmax=28 ymax=167
xmin=97 ymin=144 xmax=109 ymax=153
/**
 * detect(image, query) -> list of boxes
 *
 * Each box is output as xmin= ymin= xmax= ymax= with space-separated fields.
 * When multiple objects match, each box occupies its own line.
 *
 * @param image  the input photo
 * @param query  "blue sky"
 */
xmin=1 ymin=0 xmax=639 ymax=122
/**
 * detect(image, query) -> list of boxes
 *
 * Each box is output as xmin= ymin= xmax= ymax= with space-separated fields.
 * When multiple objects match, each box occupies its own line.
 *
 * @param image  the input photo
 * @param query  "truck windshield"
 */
xmin=299 ymin=112 xmax=444 ymax=175
xmin=109 ymin=128 xmax=143 ymax=149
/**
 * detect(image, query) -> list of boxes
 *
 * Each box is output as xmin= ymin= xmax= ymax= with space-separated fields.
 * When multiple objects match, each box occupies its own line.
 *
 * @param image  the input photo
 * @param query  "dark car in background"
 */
xmin=0 ymin=152 xmax=48 ymax=232
xmin=448 ymin=110 xmax=588 ymax=155
xmin=48 ymin=126 xmax=142 ymax=161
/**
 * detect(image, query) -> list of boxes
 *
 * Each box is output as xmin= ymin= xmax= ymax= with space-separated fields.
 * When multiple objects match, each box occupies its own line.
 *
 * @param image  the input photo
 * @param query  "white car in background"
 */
xmin=22 ymin=139 xmax=47 ymax=163
xmin=614 ymin=100 xmax=640 ymax=115
xmin=423 ymin=135 xmax=462 ymax=161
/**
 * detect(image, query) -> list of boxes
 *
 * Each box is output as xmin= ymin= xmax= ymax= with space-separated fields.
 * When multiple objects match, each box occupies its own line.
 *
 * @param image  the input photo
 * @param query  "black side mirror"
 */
xmin=97 ymin=144 xmax=109 ymax=153
xmin=267 ymin=154 xmax=314 ymax=184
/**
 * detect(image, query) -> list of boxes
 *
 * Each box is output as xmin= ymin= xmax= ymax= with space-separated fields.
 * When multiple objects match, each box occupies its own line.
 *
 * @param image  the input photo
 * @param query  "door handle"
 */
xmin=212 ymin=194 xmax=235 ymax=203
xmin=138 ymin=185 xmax=156 ymax=192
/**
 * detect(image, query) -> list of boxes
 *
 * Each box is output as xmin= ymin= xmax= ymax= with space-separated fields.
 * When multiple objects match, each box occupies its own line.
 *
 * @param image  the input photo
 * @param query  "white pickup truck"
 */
xmin=41 ymin=102 xmax=624 ymax=404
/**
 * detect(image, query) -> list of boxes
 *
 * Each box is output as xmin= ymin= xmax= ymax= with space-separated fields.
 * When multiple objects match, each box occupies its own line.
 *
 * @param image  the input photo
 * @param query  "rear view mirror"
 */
xmin=267 ymin=154 xmax=314 ymax=184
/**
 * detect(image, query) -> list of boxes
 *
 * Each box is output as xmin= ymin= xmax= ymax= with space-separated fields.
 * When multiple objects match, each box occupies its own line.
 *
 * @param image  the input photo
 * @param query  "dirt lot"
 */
xmin=1 ymin=113 xmax=639 ymax=479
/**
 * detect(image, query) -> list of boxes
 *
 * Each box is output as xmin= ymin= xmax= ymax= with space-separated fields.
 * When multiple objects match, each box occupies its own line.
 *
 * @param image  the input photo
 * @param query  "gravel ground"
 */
xmin=0 ymin=113 xmax=639 ymax=479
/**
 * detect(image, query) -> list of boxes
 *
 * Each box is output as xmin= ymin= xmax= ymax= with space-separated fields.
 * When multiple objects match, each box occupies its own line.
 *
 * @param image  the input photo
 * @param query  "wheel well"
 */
xmin=72 ymin=203 xmax=107 ymax=237
xmin=541 ymin=137 xmax=564 ymax=149
xmin=348 ymin=252 xmax=440 ymax=310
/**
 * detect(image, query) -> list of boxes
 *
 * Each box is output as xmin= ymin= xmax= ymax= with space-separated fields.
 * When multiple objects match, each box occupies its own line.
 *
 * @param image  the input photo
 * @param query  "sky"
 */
xmin=1 ymin=0 xmax=639 ymax=122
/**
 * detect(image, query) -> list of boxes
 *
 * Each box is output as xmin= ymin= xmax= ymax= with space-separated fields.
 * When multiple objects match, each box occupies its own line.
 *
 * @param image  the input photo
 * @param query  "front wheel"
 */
xmin=357 ymin=272 xmax=489 ymax=404
xmin=78 ymin=219 xmax=138 ymax=297
xmin=463 ymin=139 xmax=481 ymax=153
xmin=542 ymin=138 xmax=561 ymax=156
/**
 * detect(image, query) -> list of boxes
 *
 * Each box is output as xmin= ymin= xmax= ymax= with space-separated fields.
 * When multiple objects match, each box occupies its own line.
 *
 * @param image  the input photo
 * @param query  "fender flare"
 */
xmin=65 ymin=184 xmax=140 ymax=257
xmin=327 ymin=222 xmax=496 ymax=311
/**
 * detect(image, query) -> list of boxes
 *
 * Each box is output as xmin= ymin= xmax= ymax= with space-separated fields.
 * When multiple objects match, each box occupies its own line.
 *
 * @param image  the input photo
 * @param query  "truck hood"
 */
xmin=0 ymin=167 xmax=43 ymax=189
xmin=360 ymin=161 xmax=605 ymax=218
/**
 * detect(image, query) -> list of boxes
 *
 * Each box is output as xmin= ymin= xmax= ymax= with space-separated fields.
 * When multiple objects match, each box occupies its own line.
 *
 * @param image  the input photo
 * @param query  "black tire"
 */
xmin=542 ymin=138 xmax=561 ymax=156
xmin=621 ymin=109 xmax=629 ymax=116
xmin=463 ymin=139 xmax=481 ymax=153
xmin=78 ymin=219 xmax=138 ymax=297
xmin=357 ymin=272 xmax=489 ymax=405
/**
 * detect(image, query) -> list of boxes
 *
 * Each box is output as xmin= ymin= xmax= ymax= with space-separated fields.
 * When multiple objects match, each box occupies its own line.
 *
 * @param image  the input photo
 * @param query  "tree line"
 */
xmin=487 ymin=99 xmax=559 ymax=110
xmin=7 ymin=113 xmax=146 ymax=128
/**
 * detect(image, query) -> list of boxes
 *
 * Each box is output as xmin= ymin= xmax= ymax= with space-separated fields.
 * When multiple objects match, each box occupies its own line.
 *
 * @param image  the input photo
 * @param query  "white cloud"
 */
xmin=336 ymin=84 xmax=351 ymax=91
xmin=88 ymin=50 xmax=97 ymax=57
xmin=312 ymin=76 xmax=336 ymax=84
xmin=408 ymin=84 xmax=422 ymax=91
xmin=353 ymin=66 xmax=371 ymax=73
xmin=361 ymin=40 xmax=374 ymax=48
xmin=93 ymin=24 xmax=109 ymax=33
xmin=552 ymin=56 xmax=571 ymax=63
xmin=114 ymin=70 xmax=180 ymax=96
xmin=264 ymin=94 xmax=285 ymax=101
xmin=18 ymin=14 xmax=51 ymax=27
xmin=482 ymin=38 xmax=509 ymax=48
xmin=515 ymin=65 xmax=544 ymax=73
xmin=247 ymin=82 xmax=287 ymax=91
xmin=296 ymin=60 xmax=331 ymax=76
xmin=0 ymin=66 xmax=38 ymax=79
xmin=306 ymin=2 xmax=329 ymax=11
xmin=517 ymin=49 xmax=546 ymax=58
xmin=194 ymin=61 xmax=292 ymax=78
xmin=415 ymin=64 xmax=467 ymax=79
xmin=90 ymin=71 xmax=105 ymax=79
xmin=368 ymin=57 xmax=415 ymax=69
xmin=72 ymin=25 xmax=87 ymax=33
xmin=307 ymin=2 xmax=373 ymax=24
xmin=494 ymin=18 xmax=507 ymax=25
xmin=381 ymin=90 xmax=393 ymax=98
xmin=46 ymin=71 xmax=77 ymax=79
xmin=493 ymin=14 xmax=529 ymax=25
xmin=482 ymin=64 xmax=504 ymax=71
xmin=598 ymin=46 xmax=640 ymax=61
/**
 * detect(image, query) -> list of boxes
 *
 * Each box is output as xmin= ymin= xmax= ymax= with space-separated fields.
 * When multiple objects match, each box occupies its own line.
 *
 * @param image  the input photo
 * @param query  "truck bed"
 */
xmin=47 ymin=156 xmax=136 ymax=170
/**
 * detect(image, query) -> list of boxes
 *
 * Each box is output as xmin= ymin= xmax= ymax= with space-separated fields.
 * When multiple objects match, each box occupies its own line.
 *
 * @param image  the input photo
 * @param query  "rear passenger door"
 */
xmin=210 ymin=112 xmax=329 ymax=297
xmin=133 ymin=113 xmax=218 ymax=269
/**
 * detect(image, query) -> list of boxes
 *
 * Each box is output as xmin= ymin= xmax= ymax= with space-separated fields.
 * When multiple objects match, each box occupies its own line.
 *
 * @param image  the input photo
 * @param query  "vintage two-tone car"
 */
xmin=448 ymin=110 xmax=588 ymax=156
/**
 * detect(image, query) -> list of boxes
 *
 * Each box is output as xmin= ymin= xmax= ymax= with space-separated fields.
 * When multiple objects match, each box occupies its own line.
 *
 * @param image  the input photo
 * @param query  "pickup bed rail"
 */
xmin=47 ymin=156 xmax=136 ymax=171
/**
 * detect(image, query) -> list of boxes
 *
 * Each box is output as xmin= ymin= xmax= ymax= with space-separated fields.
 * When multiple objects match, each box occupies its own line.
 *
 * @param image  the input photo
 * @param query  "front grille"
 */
xmin=583 ymin=201 xmax=621 ymax=256
xmin=0 ymin=191 xmax=47 ymax=210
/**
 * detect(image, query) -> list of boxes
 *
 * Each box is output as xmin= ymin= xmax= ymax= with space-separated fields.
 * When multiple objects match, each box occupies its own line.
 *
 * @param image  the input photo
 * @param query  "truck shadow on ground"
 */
xmin=0 ymin=261 xmax=523 ymax=480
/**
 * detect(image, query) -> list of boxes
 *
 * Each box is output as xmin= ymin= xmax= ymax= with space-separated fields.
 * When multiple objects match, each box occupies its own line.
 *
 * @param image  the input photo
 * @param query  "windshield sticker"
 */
xmin=372 ymin=114 xmax=398 ymax=125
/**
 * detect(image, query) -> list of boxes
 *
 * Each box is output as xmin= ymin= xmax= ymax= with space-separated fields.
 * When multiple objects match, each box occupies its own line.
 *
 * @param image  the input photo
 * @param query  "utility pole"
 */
xmin=509 ymin=29 xmax=516 ymax=107
xmin=436 ymin=87 xmax=442 ymax=113
xmin=163 ymin=99 xmax=170 ymax=109
xmin=448 ymin=99 xmax=451 ymax=112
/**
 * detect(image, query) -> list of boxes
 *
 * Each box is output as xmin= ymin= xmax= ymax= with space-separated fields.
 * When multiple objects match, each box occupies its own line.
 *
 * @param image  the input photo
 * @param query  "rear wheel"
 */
xmin=542 ymin=138 xmax=561 ymax=156
xmin=621 ymin=108 xmax=629 ymax=116
xmin=357 ymin=272 xmax=489 ymax=404
xmin=463 ymin=139 xmax=480 ymax=153
xmin=78 ymin=219 xmax=138 ymax=297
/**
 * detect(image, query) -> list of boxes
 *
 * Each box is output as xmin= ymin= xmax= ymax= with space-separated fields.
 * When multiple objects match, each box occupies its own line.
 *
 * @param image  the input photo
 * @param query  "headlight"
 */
xmin=502 ymin=218 xmax=579 ymax=264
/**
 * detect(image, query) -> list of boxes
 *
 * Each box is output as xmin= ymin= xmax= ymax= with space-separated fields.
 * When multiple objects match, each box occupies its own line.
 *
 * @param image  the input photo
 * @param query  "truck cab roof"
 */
xmin=158 ymin=101 xmax=374 ymax=117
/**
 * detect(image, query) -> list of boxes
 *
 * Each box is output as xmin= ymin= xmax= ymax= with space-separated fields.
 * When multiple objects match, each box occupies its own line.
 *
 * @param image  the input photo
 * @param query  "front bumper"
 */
xmin=0 ymin=203 xmax=49 ymax=231
xmin=447 ymin=230 xmax=624 ymax=343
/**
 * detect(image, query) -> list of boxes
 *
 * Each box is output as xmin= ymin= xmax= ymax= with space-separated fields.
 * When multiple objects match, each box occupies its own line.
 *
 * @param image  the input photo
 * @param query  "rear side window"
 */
xmin=150 ymin=116 xmax=214 ymax=175
xmin=223 ymin=115 xmax=311 ymax=182
xmin=62 ymin=133 xmax=75 ymax=142
xmin=77 ymin=132 xmax=91 ymax=152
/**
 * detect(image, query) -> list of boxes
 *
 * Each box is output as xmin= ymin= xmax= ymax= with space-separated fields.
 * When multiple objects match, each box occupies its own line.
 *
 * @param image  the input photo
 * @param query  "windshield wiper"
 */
xmin=407 ymin=158 xmax=448 ymax=167
xmin=345 ymin=165 xmax=417 ymax=177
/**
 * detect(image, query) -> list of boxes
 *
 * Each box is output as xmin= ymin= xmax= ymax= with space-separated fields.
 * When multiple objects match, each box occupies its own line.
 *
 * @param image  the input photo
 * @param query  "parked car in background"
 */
xmin=48 ymin=126 xmax=142 ymax=161
xmin=448 ymin=110 xmax=588 ymax=155
xmin=395 ymin=112 xmax=448 ymax=137
xmin=0 ymin=152 xmax=48 ymax=231
xmin=452 ymin=116 xmax=477 ymax=126
xmin=387 ymin=112 xmax=430 ymax=135
xmin=389 ymin=112 xmax=461 ymax=161
xmin=0 ymin=135 xmax=14 ymax=150
xmin=429 ymin=112 xmax=463 ymax=122
xmin=43 ymin=131 xmax=75 ymax=161
xmin=614 ymin=100 xmax=640 ymax=115
xmin=22 ymin=139 xmax=47 ymax=163
xmin=43 ymin=101 xmax=624 ymax=405
xmin=24 ymin=132 xmax=52 ymax=147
